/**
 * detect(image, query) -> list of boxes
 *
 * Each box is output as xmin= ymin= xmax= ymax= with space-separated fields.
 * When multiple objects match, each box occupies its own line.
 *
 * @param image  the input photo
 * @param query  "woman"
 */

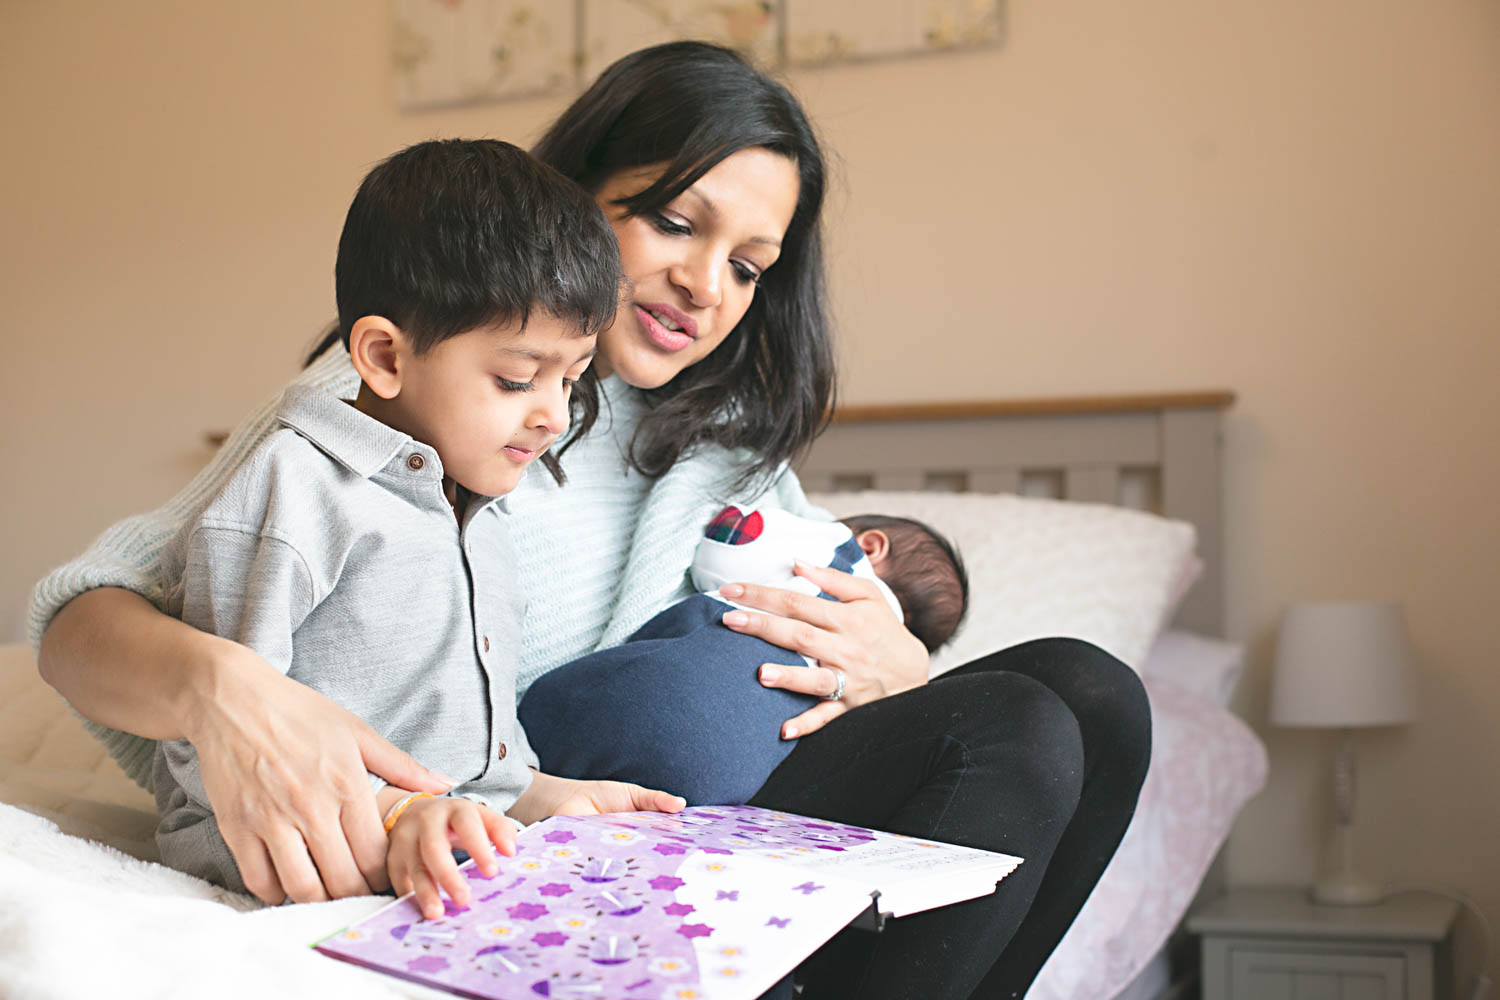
xmin=34 ymin=42 xmax=1149 ymax=998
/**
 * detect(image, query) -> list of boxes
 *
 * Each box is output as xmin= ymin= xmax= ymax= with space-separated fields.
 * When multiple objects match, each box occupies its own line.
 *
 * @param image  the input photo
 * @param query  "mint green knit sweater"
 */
xmin=28 ymin=347 xmax=818 ymax=790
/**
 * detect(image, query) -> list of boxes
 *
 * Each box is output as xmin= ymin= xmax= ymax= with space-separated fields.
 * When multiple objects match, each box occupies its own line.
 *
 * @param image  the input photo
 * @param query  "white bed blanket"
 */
xmin=0 ymin=645 xmax=1263 ymax=999
xmin=0 ymin=803 xmax=436 ymax=999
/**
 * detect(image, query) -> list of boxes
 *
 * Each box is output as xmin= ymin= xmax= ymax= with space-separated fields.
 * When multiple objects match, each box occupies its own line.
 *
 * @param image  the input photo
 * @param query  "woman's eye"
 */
xmin=731 ymin=260 xmax=762 ymax=285
xmin=497 ymin=377 xmax=535 ymax=392
xmin=650 ymin=212 xmax=691 ymax=237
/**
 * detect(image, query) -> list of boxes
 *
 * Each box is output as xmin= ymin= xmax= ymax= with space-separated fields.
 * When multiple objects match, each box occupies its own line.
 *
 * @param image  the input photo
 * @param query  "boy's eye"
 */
xmin=497 ymin=377 xmax=535 ymax=392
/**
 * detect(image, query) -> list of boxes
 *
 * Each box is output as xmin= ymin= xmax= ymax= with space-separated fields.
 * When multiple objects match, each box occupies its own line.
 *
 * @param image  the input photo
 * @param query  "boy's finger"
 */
xmin=480 ymin=808 xmax=519 ymax=858
xmin=387 ymin=852 xmax=413 ymax=899
xmin=410 ymin=864 xmax=443 ymax=921
xmin=450 ymin=808 xmax=499 ymax=877
xmin=419 ymin=823 xmax=470 ymax=909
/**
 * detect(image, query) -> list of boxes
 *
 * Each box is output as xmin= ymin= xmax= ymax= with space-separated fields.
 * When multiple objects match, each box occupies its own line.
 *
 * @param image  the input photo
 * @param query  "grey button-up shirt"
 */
xmin=153 ymin=385 xmax=534 ymax=891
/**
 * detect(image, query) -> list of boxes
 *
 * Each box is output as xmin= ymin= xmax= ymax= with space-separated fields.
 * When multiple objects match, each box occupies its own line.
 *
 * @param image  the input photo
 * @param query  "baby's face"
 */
xmin=391 ymin=317 xmax=595 ymax=498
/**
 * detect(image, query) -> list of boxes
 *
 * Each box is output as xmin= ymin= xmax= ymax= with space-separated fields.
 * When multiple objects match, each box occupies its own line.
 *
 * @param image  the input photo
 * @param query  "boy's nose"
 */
xmin=535 ymin=385 xmax=570 ymax=436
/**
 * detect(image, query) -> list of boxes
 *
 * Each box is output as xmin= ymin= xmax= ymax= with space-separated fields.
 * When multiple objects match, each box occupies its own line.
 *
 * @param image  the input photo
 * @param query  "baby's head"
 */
xmin=842 ymin=514 xmax=968 ymax=652
xmin=336 ymin=139 xmax=621 ymax=496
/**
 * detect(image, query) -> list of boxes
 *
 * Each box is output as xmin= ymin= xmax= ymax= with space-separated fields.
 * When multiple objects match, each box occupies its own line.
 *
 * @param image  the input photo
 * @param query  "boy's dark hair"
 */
xmin=841 ymin=514 xmax=969 ymax=653
xmin=334 ymin=138 xmax=622 ymax=483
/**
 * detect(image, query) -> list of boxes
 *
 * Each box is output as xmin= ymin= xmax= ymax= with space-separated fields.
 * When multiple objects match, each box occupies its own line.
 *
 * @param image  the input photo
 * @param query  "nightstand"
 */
xmin=1188 ymin=887 xmax=1457 ymax=1000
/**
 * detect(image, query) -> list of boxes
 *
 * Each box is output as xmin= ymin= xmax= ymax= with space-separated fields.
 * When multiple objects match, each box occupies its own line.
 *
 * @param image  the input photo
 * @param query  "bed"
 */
xmin=0 ymin=390 xmax=1265 ymax=1000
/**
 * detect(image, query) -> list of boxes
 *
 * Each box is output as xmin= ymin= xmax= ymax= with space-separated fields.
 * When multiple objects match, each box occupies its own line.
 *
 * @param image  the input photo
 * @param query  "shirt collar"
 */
xmin=276 ymin=384 xmax=414 ymax=479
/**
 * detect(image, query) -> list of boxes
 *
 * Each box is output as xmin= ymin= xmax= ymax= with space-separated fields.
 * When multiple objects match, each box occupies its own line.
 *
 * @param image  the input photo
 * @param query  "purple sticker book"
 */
xmin=314 ymin=805 xmax=1021 ymax=1000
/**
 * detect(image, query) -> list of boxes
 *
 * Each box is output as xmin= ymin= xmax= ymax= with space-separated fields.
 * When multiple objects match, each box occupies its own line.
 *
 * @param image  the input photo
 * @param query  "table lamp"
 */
xmin=1270 ymin=601 xmax=1415 ymax=906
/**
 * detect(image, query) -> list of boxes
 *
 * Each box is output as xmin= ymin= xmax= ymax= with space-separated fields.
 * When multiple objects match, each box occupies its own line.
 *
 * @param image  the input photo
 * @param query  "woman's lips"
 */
xmin=635 ymin=304 xmax=695 ymax=352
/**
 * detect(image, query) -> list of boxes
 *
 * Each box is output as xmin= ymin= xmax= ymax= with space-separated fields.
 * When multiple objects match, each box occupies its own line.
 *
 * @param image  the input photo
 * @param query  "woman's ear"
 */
xmin=347 ymin=316 xmax=408 ymax=399
xmin=855 ymin=529 xmax=890 ymax=568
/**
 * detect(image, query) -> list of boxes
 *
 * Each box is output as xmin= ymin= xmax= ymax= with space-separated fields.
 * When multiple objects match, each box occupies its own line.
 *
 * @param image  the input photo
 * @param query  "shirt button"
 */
xmin=497 ymin=742 xmax=507 ymax=760
xmin=406 ymin=453 xmax=425 ymax=471
xmin=483 ymin=635 xmax=490 ymax=652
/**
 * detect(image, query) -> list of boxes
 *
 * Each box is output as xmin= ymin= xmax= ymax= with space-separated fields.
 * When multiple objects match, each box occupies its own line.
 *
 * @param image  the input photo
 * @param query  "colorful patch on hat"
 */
xmin=703 ymin=506 xmax=764 ymax=545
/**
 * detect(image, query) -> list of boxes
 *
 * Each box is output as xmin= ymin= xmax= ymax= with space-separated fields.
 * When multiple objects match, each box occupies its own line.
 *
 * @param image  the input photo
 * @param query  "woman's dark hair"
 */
xmin=532 ymin=40 xmax=835 ymax=495
xmin=305 ymin=43 xmax=834 ymax=494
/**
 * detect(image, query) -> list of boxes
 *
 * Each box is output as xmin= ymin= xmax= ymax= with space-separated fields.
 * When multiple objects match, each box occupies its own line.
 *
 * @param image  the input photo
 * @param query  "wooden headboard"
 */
xmin=796 ymin=391 xmax=1236 ymax=637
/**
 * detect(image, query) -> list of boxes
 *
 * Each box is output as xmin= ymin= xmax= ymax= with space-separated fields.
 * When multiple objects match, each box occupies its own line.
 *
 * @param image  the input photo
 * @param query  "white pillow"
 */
xmin=805 ymin=491 xmax=1198 ymax=674
xmin=1138 ymin=629 xmax=1245 ymax=707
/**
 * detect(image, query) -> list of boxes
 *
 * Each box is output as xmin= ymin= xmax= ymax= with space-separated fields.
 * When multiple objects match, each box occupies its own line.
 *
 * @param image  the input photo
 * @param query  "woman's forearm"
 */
xmin=38 ymin=587 xmax=234 ymax=741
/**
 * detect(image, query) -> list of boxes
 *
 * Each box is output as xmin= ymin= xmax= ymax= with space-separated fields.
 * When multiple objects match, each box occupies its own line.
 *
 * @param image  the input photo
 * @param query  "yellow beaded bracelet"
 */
xmin=381 ymin=792 xmax=434 ymax=833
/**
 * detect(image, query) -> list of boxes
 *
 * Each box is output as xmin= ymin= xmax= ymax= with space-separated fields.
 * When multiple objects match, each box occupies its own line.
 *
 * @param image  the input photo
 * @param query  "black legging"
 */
xmin=747 ymin=637 xmax=1152 ymax=1000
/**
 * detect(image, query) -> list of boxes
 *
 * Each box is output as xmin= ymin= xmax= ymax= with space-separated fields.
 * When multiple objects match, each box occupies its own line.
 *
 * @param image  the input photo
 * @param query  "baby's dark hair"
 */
xmin=334 ymin=138 xmax=622 ymax=482
xmin=841 ymin=514 xmax=969 ymax=652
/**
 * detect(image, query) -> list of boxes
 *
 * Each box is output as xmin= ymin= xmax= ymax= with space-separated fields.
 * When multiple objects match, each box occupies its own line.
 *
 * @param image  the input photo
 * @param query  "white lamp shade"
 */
xmin=1270 ymin=601 xmax=1415 ymax=727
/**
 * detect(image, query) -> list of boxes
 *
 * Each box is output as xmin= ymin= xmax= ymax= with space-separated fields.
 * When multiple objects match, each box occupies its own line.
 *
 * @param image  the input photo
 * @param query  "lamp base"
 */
xmin=1310 ymin=871 xmax=1385 ymax=907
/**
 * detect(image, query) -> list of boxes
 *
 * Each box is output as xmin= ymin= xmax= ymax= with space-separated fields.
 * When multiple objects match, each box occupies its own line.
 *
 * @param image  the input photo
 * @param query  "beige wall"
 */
xmin=4 ymin=0 xmax=1497 ymax=984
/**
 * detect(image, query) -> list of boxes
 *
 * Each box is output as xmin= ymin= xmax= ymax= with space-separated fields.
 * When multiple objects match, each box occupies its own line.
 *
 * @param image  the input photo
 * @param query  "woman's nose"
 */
xmin=670 ymin=250 xmax=722 ymax=309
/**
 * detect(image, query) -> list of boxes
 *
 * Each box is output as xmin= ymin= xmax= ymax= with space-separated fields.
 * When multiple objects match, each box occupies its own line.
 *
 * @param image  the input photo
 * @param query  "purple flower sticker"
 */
xmin=649 ymin=875 xmax=685 ymax=892
xmin=766 ymin=916 xmax=791 ymax=928
xmin=538 ymin=883 xmax=573 ymax=897
xmin=532 ymin=931 xmax=569 ymax=948
xmin=542 ymin=830 xmax=576 ymax=844
xmin=508 ymin=902 xmax=550 ymax=921
xmin=793 ymin=881 xmax=825 ymax=895
xmin=652 ymin=842 xmax=688 ymax=856
xmin=715 ymin=890 xmax=739 ymax=901
xmin=407 ymin=955 xmax=450 ymax=973
xmin=676 ymin=923 xmax=714 ymax=940
xmin=442 ymin=898 xmax=470 ymax=917
xmin=663 ymin=902 xmax=696 ymax=916
xmin=701 ymin=847 xmax=733 ymax=856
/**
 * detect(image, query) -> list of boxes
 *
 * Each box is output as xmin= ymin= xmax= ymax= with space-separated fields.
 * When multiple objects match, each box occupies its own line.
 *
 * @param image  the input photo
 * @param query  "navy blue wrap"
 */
xmin=518 ymin=594 xmax=819 ymax=805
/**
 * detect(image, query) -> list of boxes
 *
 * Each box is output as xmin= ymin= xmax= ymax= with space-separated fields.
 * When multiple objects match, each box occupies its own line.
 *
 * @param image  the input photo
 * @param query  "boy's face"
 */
xmin=390 ymin=316 xmax=595 ymax=499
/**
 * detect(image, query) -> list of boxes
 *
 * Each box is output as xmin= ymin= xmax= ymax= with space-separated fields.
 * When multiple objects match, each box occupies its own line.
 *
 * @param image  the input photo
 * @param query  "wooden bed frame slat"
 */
xmin=798 ymin=390 xmax=1233 ymax=637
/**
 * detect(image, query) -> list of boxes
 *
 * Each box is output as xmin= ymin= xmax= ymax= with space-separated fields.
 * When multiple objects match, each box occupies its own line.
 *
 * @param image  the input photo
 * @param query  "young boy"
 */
xmin=520 ymin=504 xmax=968 ymax=805
xmin=152 ymin=139 xmax=681 ymax=919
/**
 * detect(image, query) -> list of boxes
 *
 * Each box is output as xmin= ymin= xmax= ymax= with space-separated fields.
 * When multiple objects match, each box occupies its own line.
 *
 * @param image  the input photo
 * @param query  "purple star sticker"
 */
xmin=652 ymin=842 xmax=688 ymax=856
xmin=537 ymin=883 xmax=573 ymax=897
xmin=507 ymin=902 xmax=549 ymax=920
xmin=792 ymin=881 xmax=825 ymax=895
xmin=701 ymin=847 xmax=734 ymax=855
xmin=542 ymin=830 xmax=576 ymax=844
xmin=532 ymin=931 xmax=569 ymax=948
xmin=407 ymin=955 xmax=450 ymax=973
xmin=766 ymin=916 xmax=791 ymax=928
xmin=663 ymin=902 xmax=696 ymax=916
xmin=715 ymin=890 xmax=739 ymax=901
xmin=442 ymin=898 xmax=470 ymax=917
xmin=675 ymin=922 xmax=714 ymax=940
xmin=649 ymin=875 xmax=685 ymax=892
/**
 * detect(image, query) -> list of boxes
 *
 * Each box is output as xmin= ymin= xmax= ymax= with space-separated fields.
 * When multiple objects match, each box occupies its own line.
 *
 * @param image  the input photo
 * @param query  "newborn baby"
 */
xmin=520 ymin=505 xmax=967 ymax=804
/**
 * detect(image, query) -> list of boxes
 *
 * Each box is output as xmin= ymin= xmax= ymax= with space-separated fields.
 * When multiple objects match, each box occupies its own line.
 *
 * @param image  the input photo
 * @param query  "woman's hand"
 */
xmin=717 ymin=561 xmax=930 ymax=738
xmin=385 ymin=794 xmax=516 ymax=920
xmin=508 ymin=771 xmax=686 ymax=827
xmin=185 ymin=637 xmax=455 ymax=905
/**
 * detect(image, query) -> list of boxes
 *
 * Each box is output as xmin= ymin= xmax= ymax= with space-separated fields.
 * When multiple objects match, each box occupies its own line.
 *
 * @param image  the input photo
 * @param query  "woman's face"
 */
xmin=592 ymin=146 xmax=801 ymax=389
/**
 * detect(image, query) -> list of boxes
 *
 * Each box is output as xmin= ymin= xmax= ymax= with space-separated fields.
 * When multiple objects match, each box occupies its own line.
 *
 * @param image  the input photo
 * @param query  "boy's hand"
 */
xmin=386 ymin=796 xmax=516 ymax=920
xmin=508 ymin=771 xmax=686 ymax=827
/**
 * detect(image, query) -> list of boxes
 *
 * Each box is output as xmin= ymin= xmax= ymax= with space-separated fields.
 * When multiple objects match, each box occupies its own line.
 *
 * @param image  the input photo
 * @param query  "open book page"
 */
xmin=314 ymin=806 xmax=1021 ymax=1000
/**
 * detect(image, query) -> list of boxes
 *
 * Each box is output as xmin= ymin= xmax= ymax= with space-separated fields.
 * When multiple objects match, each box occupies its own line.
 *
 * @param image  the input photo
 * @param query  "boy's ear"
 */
xmin=855 ymin=529 xmax=890 ymax=568
xmin=348 ymin=316 xmax=409 ymax=399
